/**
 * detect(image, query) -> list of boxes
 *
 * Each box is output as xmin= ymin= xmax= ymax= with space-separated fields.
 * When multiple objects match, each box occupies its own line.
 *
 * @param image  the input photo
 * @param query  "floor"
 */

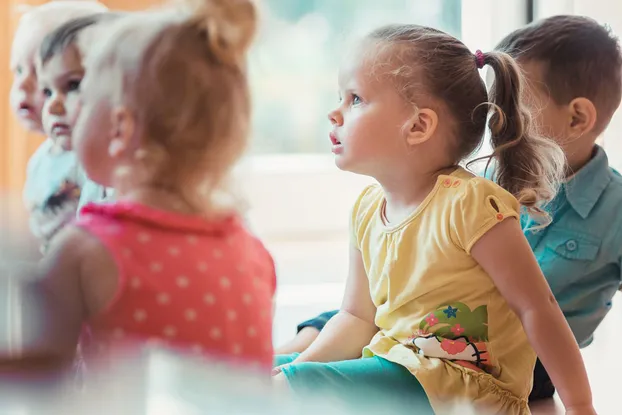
xmin=267 ymin=234 xmax=620 ymax=415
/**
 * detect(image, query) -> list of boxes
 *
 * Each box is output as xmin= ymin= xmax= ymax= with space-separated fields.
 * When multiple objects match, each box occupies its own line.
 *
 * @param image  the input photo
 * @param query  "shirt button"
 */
xmin=565 ymin=240 xmax=578 ymax=251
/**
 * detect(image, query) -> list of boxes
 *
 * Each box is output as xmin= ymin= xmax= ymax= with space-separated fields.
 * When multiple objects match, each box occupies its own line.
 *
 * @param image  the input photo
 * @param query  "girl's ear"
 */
xmin=403 ymin=108 xmax=439 ymax=147
xmin=108 ymin=106 xmax=135 ymax=158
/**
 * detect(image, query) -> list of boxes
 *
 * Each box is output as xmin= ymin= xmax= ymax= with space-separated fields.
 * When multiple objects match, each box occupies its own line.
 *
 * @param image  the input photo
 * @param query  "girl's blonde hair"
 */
xmin=91 ymin=0 xmax=256 ymax=213
xmin=367 ymin=25 xmax=566 ymax=224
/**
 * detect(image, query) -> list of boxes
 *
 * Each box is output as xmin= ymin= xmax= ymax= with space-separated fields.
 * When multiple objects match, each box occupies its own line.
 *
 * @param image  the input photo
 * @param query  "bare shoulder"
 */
xmin=72 ymin=226 xmax=119 ymax=318
xmin=44 ymin=225 xmax=118 ymax=318
xmin=43 ymin=225 xmax=100 ymax=273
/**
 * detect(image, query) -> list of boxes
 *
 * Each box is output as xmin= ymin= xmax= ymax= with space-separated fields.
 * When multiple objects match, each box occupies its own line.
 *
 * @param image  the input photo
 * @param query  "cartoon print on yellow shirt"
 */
xmin=409 ymin=302 xmax=497 ymax=375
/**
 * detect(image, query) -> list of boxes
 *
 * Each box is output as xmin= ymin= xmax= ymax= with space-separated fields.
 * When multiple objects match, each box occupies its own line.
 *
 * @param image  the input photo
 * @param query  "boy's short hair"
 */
xmin=495 ymin=15 xmax=622 ymax=133
xmin=39 ymin=12 xmax=122 ymax=65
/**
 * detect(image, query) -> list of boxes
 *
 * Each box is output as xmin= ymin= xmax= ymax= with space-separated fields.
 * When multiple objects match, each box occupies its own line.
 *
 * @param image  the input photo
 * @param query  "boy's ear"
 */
xmin=568 ymin=97 xmax=597 ymax=135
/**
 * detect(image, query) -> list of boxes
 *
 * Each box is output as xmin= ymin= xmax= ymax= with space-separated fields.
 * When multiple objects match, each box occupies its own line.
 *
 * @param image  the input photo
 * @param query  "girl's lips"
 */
xmin=329 ymin=132 xmax=341 ymax=145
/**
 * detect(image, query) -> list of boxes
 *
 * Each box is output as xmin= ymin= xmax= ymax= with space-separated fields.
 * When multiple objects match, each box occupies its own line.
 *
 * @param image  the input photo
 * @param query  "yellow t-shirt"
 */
xmin=353 ymin=168 xmax=536 ymax=415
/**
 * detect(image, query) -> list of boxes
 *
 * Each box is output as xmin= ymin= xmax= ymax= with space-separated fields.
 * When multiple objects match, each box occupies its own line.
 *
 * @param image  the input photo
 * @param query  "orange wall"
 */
xmin=0 ymin=0 xmax=160 ymax=191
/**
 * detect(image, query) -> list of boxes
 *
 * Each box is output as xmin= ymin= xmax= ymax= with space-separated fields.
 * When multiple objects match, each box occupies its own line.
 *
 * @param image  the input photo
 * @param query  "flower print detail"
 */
xmin=418 ymin=303 xmax=488 ymax=341
xmin=413 ymin=303 xmax=494 ymax=372
xmin=451 ymin=324 xmax=465 ymax=336
xmin=443 ymin=305 xmax=458 ymax=319
xmin=440 ymin=338 xmax=468 ymax=355
xmin=425 ymin=313 xmax=439 ymax=326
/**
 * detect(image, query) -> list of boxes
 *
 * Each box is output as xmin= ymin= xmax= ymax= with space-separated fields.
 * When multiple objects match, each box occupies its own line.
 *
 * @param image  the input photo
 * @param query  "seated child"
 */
xmin=273 ymin=23 xmax=595 ymax=415
xmin=13 ymin=1 xmax=108 ymax=252
xmin=3 ymin=0 xmax=276 ymax=371
xmin=37 ymin=13 xmax=124 ymax=215
xmin=280 ymin=15 xmax=622 ymax=404
xmin=496 ymin=14 xmax=622 ymax=401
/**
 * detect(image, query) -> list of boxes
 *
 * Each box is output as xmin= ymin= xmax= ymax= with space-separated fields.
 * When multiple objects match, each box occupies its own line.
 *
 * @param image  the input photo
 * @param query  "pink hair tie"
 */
xmin=475 ymin=49 xmax=485 ymax=69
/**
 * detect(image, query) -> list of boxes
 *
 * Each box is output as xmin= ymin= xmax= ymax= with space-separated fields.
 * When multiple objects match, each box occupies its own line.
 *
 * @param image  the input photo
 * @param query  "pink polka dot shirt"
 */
xmin=75 ymin=202 xmax=276 ymax=369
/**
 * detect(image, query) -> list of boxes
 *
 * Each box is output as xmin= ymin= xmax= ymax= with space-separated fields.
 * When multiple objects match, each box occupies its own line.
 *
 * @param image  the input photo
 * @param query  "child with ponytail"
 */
xmin=2 ymin=0 xmax=276 ymax=373
xmin=273 ymin=25 xmax=594 ymax=415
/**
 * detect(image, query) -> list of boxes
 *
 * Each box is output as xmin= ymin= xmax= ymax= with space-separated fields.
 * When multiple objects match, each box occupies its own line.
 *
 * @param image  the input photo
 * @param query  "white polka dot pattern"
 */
xmin=210 ymin=328 xmax=222 ymax=340
xmin=75 ymin=201 xmax=277 ymax=370
xmin=163 ymin=326 xmax=177 ymax=338
xmin=176 ymin=276 xmax=189 ymax=288
xmin=247 ymin=326 xmax=257 ymax=338
xmin=226 ymin=310 xmax=237 ymax=321
xmin=219 ymin=277 xmax=231 ymax=289
xmin=134 ymin=309 xmax=147 ymax=322
xmin=203 ymin=294 xmax=216 ymax=305
xmin=185 ymin=309 xmax=197 ymax=321
xmin=157 ymin=293 xmax=170 ymax=305
xmin=137 ymin=232 xmax=151 ymax=243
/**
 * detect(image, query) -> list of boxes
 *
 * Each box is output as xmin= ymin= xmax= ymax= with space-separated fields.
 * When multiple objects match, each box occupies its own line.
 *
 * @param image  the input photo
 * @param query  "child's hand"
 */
xmin=271 ymin=364 xmax=287 ymax=376
xmin=566 ymin=405 xmax=597 ymax=415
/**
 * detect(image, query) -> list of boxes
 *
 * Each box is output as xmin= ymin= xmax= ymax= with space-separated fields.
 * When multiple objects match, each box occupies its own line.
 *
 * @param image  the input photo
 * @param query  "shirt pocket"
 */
xmin=541 ymin=230 xmax=602 ymax=292
xmin=545 ymin=231 xmax=601 ymax=261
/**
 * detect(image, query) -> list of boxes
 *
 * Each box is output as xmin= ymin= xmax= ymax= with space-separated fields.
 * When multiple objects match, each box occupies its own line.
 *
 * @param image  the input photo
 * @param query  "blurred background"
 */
xmin=1 ymin=1 xmax=621 ymax=412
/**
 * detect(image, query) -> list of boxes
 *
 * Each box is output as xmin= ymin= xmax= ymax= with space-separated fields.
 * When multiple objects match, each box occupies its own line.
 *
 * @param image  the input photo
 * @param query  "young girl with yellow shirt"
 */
xmin=273 ymin=24 xmax=595 ymax=415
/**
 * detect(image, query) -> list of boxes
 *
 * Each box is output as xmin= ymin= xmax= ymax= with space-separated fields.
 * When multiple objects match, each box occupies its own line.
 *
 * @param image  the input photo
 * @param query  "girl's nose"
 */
xmin=328 ymin=108 xmax=343 ymax=126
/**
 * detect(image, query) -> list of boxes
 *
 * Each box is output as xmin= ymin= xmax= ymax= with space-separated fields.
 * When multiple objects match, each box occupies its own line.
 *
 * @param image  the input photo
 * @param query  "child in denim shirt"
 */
xmin=280 ymin=15 xmax=622 ymax=402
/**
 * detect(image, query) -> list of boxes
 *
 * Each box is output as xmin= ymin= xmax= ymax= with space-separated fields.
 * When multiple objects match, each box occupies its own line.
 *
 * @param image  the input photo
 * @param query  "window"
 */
xmin=248 ymin=0 xmax=462 ymax=154
xmin=244 ymin=0 xmax=531 ymax=240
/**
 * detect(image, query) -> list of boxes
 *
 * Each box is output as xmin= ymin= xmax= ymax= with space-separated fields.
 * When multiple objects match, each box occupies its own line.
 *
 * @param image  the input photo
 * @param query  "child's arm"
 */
xmin=1 ymin=226 xmax=92 ymax=368
xmin=471 ymin=218 xmax=594 ymax=414
xmin=287 ymin=243 xmax=378 ymax=364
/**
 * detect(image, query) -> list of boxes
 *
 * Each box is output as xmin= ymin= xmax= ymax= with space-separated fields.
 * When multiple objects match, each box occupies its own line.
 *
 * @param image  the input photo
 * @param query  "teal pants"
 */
xmin=274 ymin=353 xmax=433 ymax=413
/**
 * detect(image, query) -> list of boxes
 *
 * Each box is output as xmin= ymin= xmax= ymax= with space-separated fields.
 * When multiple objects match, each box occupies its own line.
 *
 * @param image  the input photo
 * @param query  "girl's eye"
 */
xmin=42 ymin=88 xmax=52 ymax=98
xmin=15 ymin=65 xmax=23 ymax=75
xmin=351 ymin=94 xmax=361 ymax=105
xmin=67 ymin=79 xmax=81 ymax=92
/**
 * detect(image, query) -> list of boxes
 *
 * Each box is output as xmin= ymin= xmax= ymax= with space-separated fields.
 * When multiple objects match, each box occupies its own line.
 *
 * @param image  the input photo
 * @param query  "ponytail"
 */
xmin=364 ymin=25 xmax=565 ymax=225
xmin=480 ymin=50 xmax=565 ymax=225
xmin=184 ymin=0 xmax=257 ymax=68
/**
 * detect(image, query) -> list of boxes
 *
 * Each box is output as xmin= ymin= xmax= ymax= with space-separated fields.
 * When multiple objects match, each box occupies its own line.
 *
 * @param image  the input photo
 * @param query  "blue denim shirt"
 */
xmin=520 ymin=146 xmax=622 ymax=347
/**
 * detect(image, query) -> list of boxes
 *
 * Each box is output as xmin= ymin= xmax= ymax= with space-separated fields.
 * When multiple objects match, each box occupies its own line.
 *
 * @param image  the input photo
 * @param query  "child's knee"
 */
xmin=273 ymin=353 xmax=299 ymax=368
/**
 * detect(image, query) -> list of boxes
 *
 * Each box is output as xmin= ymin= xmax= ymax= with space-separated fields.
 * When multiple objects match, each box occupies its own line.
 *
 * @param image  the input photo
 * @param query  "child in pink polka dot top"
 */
xmin=9 ymin=0 xmax=276 ymax=371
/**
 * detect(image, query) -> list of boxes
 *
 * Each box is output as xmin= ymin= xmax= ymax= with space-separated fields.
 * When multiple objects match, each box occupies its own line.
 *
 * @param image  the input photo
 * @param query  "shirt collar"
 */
xmin=564 ymin=146 xmax=612 ymax=219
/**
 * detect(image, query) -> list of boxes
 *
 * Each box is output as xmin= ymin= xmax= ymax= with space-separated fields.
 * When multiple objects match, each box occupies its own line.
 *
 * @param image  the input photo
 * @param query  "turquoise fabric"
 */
xmin=275 ymin=353 xmax=433 ymax=413
xmin=518 ymin=146 xmax=622 ymax=347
